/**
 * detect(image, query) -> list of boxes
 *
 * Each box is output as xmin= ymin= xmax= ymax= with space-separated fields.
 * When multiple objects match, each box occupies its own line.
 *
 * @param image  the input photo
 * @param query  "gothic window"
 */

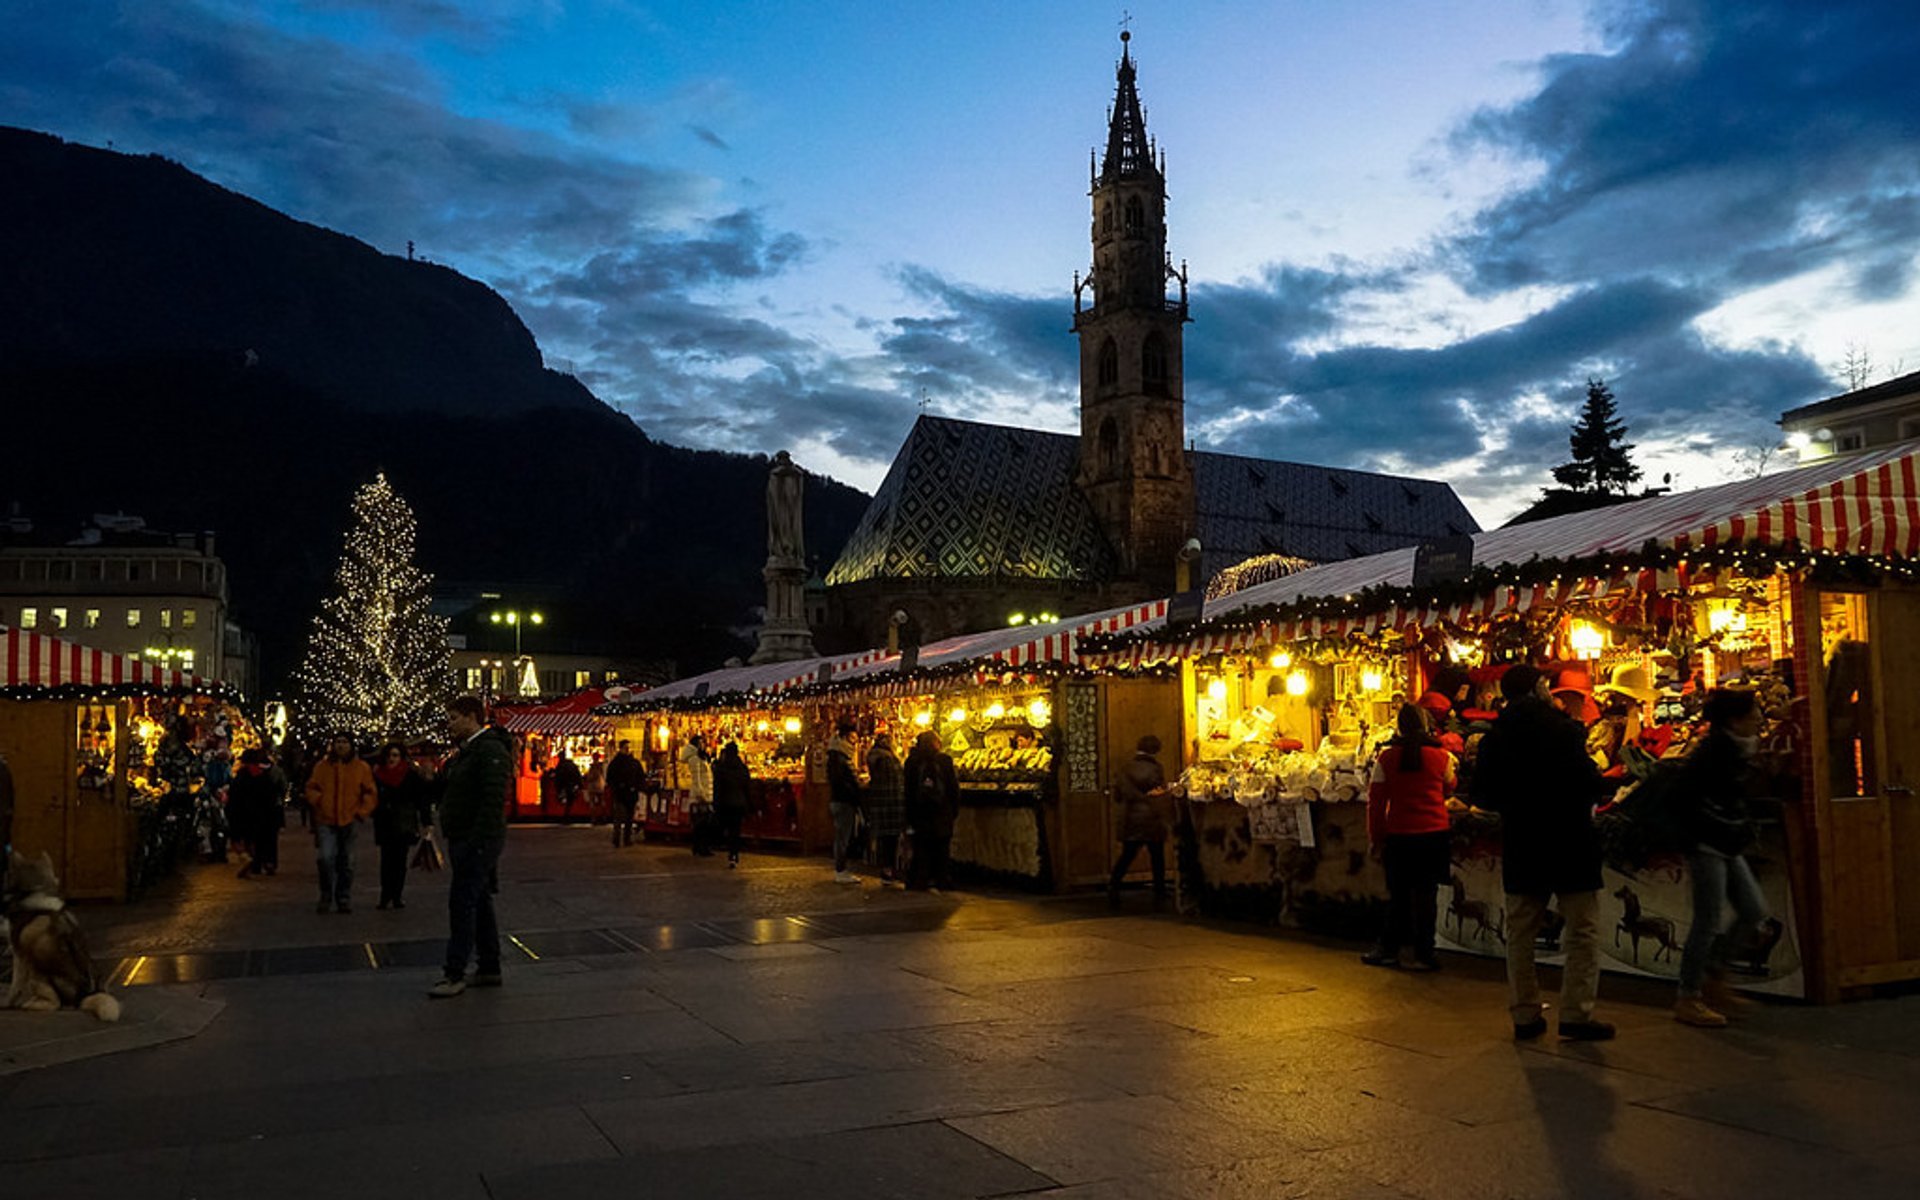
xmin=1141 ymin=332 xmax=1168 ymax=394
xmin=1100 ymin=203 xmax=1113 ymax=235
xmin=1098 ymin=417 xmax=1121 ymax=479
xmin=1124 ymin=195 xmax=1143 ymax=232
xmin=1097 ymin=338 xmax=1119 ymax=390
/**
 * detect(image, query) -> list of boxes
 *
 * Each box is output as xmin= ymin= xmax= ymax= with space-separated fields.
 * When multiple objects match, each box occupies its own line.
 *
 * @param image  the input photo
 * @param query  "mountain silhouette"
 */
xmin=0 ymin=127 xmax=869 ymax=690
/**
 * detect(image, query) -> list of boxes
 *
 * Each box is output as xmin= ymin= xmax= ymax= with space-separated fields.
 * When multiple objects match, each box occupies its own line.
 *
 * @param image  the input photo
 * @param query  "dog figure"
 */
xmin=5 ymin=851 xmax=122 ymax=1021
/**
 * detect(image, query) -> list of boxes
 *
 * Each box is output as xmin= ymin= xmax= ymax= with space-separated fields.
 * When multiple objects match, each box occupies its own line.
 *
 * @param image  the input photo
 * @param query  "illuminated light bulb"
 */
xmin=1027 ymin=697 xmax=1052 ymax=726
xmin=755 ymin=719 xmax=770 ymax=733
xmin=1007 ymin=612 xmax=1026 ymax=626
xmin=1206 ymin=677 xmax=1228 ymax=701
xmin=782 ymin=717 xmax=802 ymax=734
xmin=1268 ymin=651 xmax=1291 ymax=670
xmin=1286 ymin=671 xmax=1309 ymax=697
xmin=1568 ymin=620 xmax=1605 ymax=660
xmin=1361 ymin=669 xmax=1385 ymax=693
xmin=947 ymin=706 xmax=969 ymax=724
xmin=913 ymin=709 xmax=934 ymax=727
xmin=985 ymin=701 xmax=1006 ymax=720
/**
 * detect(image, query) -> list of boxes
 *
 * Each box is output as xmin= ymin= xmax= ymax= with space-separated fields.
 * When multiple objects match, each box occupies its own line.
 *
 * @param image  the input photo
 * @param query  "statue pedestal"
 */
xmin=751 ymin=561 xmax=817 ymax=664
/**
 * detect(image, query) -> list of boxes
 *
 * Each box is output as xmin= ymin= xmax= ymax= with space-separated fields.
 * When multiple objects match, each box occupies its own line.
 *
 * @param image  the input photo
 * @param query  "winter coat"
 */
xmin=679 ymin=742 xmax=713 ymax=802
xmin=1114 ymin=751 xmax=1170 ymax=843
xmin=712 ymin=750 xmax=752 ymax=814
xmin=1473 ymin=695 xmax=1607 ymax=895
xmin=903 ymin=745 xmax=960 ymax=838
xmin=304 ymin=756 xmax=377 ymax=828
xmin=864 ymin=745 xmax=905 ymax=837
xmin=1676 ymin=730 xmax=1760 ymax=857
xmin=372 ymin=766 xmax=431 ymax=845
xmin=606 ymin=751 xmax=645 ymax=801
xmin=826 ymin=739 xmax=862 ymax=808
xmin=439 ymin=727 xmax=514 ymax=842
xmin=226 ymin=763 xmax=285 ymax=843
xmin=1366 ymin=742 xmax=1456 ymax=842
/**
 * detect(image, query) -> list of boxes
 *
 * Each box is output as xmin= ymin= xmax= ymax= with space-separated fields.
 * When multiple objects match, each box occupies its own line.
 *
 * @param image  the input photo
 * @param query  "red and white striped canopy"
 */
xmin=496 ymin=689 xmax=615 ymax=735
xmin=1 ymin=625 xmax=209 ymax=694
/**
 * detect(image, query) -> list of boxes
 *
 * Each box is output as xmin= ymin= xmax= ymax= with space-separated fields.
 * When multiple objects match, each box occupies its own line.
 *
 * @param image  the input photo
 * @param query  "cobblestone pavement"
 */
xmin=3 ymin=825 xmax=1919 ymax=1199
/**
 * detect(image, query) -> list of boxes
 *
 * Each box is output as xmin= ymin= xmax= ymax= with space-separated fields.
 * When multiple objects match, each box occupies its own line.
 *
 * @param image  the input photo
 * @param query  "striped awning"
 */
xmin=1 ymin=625 xmax=212 ymax=696
xmin=495 ymin=688 xmax=615 ymax=735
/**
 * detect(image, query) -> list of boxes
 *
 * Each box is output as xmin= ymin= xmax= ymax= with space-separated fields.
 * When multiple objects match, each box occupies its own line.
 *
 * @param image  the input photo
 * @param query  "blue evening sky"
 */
xmin=7 ymin=0 xmax=1919 ymax=523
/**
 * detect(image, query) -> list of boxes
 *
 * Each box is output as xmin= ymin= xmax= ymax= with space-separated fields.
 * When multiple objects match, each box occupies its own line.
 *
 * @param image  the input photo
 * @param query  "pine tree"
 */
xmin=294 ymin=474 xmax=452 ymax=742
xmin=1551 ymin=378 xmax=1642 ymax=495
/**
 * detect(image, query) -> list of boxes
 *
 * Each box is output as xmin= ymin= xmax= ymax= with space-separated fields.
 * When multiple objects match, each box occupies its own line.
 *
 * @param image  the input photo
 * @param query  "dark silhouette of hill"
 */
xmin=0 ymin=129 xmax=870 ymax=689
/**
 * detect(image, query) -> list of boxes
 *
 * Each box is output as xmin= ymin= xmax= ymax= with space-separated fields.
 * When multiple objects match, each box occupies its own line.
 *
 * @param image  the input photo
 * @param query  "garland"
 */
xmin=0 ymin=680 xmax=244 ymax=705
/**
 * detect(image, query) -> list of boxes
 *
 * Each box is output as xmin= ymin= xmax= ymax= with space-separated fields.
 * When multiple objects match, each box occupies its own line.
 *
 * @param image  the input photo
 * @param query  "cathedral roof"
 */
xmin=1100 ymin=33 xmax=1159 ymax=184
xmin=824 ymin=415 xmax=1480 ymax=587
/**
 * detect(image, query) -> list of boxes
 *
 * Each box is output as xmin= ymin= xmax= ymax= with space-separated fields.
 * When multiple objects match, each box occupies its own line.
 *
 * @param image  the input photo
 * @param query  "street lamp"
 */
xmin=487 ymin=608 xmax=545 ymax=656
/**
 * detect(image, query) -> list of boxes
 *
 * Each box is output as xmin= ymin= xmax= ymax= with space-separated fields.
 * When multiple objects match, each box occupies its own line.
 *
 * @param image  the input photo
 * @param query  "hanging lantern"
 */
xmin=1268 ymin=651 xmax=1291 ymax=670
xmin=1568 ymin=619 xmax=1605 ymax=660
xmin=1026 ymin=697 xmax=1052 ymax=727
xmin=1206 ymin=677 xmax=1229 ymax=701
xmin=782 ymin=716 xmax=802 ymax=735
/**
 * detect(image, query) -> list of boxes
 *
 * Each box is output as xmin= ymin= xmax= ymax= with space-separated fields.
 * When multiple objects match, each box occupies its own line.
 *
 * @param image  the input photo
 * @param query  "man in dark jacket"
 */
xmin=903 ymin=731 xmax=959 ymax=892
xmin=826 ymin=723 xmax=863 ymax=883
xmin=431 ymin=696 xmax=513 ymax=998
xmin=605 ymin=740 xmax=645 ymax=848
xmin=1475 ymin=665 xmax=1615 ymax=1041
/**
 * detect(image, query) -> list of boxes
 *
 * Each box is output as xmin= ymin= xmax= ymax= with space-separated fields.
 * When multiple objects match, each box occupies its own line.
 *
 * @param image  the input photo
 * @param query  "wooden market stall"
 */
xmin=493 ymin=688 xmax=614 ymax=821
xmin=1076 ymin=444 xmax=1920 ymax=1001
xmin=1 ymin=624 xmax=243 ymax=900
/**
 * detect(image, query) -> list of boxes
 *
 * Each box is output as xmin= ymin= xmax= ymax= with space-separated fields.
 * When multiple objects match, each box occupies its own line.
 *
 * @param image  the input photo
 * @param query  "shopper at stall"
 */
xmin=827 ymin=722 xmax=864 ymax=883
xmin=229 ymin=747 xmax=285 ymax=878
xmin=305 ymin=734 xmax=377 ymax=914
xmin=606 ymin=740 xmax=644 ymax=848
xmin=372 ymin=743 xmax=432 ymax=910
xmin=1474 ymin=665 xmax=1615 ymax=1041
xmin=1108 ymin=734 xmax=1172 ymax=908
xmin=431 ymin=696 xmax=513 ymax=999
xmin=1363 ymin=704 xmax=1457 ymax=970
xmin=904 ymin=730 xmax=959 ymax=891
xmin=865 ymin=732 xmax=906 ymax=884
xmin=583 ymin=754 xmax=607 ymax=825
xmin=711 ymin=740 xmax=752 ymax=868
xmin=1673 ymin=689 xmax=1773 ymax=1029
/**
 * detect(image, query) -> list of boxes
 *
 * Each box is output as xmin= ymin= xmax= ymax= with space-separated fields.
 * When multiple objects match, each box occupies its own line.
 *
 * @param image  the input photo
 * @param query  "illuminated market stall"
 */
xmin=493 ymin=688 xmax=615 ymax=821
xmin=1078 ymin=444 xmax=1920 ymax=1001
xmin=1 ymin=624 xmax=248 ymax=900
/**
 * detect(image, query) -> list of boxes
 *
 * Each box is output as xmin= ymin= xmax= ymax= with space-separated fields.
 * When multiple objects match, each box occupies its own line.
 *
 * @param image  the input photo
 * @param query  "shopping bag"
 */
xmin=411 ymin=836 xmax=443 ymax=871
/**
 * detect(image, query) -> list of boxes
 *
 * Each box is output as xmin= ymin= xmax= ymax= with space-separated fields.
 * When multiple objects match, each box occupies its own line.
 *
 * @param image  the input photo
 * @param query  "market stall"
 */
xmin=494 ymin=688 xmax=614 ymax=821
xmin=1078 ymin=444 xmax=1920 ymax=1001
xmin=1 ymin=624 xmax=245 ymax=900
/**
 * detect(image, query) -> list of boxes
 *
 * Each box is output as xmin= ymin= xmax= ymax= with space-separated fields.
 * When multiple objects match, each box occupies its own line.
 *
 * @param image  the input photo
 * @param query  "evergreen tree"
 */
xmin=1551 ymin=378 xmax=1642 ymax=495
xmin=294 ymin=474 xmax=452 ymax=742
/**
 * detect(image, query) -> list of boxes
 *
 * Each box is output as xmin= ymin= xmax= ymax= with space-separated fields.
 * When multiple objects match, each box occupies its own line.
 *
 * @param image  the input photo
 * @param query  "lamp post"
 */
xmin=487 ymin=608 xmax=544 ymax=657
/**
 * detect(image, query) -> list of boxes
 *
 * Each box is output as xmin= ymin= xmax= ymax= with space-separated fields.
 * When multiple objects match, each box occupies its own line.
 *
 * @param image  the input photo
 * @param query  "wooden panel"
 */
xmin=1873 ymin=590 xmax=1920 ymax=960
xmin=1099 ymin=677 xmax=1184 ymax=883
xmin=0 ymin=699 xmax=75 ymax=883
xmin=1827 ymin=798 xmax=1900 ymax=969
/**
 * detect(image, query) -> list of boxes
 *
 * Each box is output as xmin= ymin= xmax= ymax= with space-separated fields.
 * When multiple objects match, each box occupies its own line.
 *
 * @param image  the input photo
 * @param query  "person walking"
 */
xmin=1673 ymin=689 xmax=1773 ymax=1028
xmin=1362 ymin=704 xmax=1457 ymax=971
xmin=372 ymin=743 xmax=432 ymax=910
xmin=304 ymin=734 xmax=376 ymax=914
xmin=711 ymin=740 xmax=752 ymax=868
xmin=680 ymin=734 xmax=714 ymax=854
xmin=904 ymin=730 xmax=959 ymax=892
xmin=1474 ymin=665 xmax=1615 ymax=1041
xmin=606 ymin=740 xmax=644 ymax=847
xmin=228 ymin=747 xmax=285 ymax=878
xmin=826 ymin=723 xmax=864 ymax=882
xmin=864 ymin=732 xmax=906 ymax=884
xmin=1108 ymin=734 xmax=1173 ymax=908
xmin=431 ymin=696 xmax=513 ymax=998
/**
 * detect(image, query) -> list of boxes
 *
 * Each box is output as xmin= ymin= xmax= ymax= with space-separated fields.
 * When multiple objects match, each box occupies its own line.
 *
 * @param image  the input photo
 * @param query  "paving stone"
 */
xmin=1633 ymin=1071 xmax=1920 ymax=1154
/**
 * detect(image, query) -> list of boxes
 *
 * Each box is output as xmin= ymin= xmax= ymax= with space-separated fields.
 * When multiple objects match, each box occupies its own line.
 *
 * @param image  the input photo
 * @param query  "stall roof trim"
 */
xmin=1 ymin=624 xmax=226 ymax=699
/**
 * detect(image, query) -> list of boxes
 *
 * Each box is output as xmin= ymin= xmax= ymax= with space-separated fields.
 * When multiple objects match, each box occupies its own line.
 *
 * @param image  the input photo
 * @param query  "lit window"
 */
xmin=127 ymin=608 xmax=142 ymax=628
xmin=160 ymin=608 xmax=172 ymax=630
xmin=181 ymin=608 xmax=197 ymax=630
xmin=19 ymin=607 xmax=37 ymax=629
xmin=574 ymin=670 xmax=592 ymax=688
xmin=179 ymin=650 xmax=195 ymax=668
xmin=51 ymin=607 xmax=68 ymax=629
xmin=85 ymin=608 xmax=101 ymax=629
xmin=466 ymin=668 xmax=483 ymax=690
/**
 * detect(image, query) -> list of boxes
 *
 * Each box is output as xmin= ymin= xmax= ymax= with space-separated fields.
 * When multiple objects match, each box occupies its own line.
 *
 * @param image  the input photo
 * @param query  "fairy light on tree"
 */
xmin=293 ymin=473 xmax=453 ymax=742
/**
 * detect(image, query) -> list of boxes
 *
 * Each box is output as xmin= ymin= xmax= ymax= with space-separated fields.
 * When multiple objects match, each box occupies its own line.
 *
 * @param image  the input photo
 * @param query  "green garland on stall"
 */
xmin=1079 ymin=538 xmax=1910 ymax=656
xmin=0 ymin=680 xmax=245 ymax=705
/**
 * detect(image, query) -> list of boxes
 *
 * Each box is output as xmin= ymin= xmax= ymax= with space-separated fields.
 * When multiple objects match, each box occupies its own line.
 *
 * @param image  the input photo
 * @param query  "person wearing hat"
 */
xmin=1473 ymin=664 xmax=1615 ymax=1041
xmin=1593 ymin=663 xmax=1662 ymax=775
xmin=1550 ymin=667 xmax=1601 ymax=726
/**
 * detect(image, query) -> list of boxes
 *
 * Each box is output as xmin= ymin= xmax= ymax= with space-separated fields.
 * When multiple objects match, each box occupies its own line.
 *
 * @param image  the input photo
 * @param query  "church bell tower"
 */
xmin=1073 ymin=31 xmax=1193 ymax=591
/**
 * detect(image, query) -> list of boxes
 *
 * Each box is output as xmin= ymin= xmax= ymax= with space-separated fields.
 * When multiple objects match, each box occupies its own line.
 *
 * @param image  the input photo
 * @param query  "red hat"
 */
xmin=1417 ymin=691 xmax=1452 ymax=714
xmin=1551 ymin=668 xmax=1599 ymax=723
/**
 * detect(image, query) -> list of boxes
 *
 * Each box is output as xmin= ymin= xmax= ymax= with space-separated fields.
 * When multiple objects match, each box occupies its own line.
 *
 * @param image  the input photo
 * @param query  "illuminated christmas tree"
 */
xmin=294 ymin=474 xmax=452 ymax=742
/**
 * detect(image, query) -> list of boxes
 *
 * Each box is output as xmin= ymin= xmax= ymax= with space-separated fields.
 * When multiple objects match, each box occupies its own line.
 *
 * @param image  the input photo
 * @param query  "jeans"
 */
xmin=315 ymin=823 xmax=357 ymax=906
xmin=1378 ymin=831 xmax=1451 ymax=958
xmin=831 ymin=802 xmax=859 ymax=872
xmin=1506 ymin=890 xmax=1600 ymax=1023
xmin=1109 ymin=840 xmax=1167 ymax=896
xmin=378 ymin=837 xmax=413 ymax=904
xmin=611 ymin=796 xmax=637 ymax=847
xmin=444 ymin=837 xmax=505 ymax=979
xmin=717 ymin=807 xmax=745 ymax=862
xmin=1679 ymin=850 xmax=1770 ymax=996
xmin=910 ymin=831 xmax=952 ymax=890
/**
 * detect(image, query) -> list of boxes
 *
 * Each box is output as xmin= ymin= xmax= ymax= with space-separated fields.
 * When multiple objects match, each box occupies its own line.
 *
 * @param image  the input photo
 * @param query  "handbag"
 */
xmin=411 ymin=836 xmax=443 ymax=871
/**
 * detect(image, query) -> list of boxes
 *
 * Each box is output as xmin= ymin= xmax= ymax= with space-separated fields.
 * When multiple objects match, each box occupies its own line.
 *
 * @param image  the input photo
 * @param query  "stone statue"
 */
xmin=767 ymin=450 xmax=805 ymax=566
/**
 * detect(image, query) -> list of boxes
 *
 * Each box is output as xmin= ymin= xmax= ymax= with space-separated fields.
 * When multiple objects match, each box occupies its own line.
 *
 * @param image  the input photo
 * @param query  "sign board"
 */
xmin=1164 ymin=588 xmax=1206 ymax=629
xmin=1410 ymin=536 xmax=1475 ymax=588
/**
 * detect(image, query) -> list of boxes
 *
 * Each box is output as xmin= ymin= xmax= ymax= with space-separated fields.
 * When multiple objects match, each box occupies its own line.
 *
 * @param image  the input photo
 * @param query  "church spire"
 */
xmin=1100 ymin=31 xmax=1158 ymax=184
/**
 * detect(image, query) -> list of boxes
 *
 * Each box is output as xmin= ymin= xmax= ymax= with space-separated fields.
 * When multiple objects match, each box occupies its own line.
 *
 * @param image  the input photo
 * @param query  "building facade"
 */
xmin=1781 ymin=369 xmax=1920 ymax=462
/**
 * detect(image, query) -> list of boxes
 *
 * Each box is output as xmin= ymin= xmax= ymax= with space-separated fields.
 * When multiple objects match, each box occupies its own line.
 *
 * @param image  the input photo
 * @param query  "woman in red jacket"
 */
xmin=1362 ymin=703 xmax=1457 ymax=971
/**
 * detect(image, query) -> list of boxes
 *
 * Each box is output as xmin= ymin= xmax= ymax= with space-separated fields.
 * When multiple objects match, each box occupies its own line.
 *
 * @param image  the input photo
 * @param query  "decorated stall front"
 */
xmin=1080 ymin=445 xmax=1920 ymax=1001
xmin=1 ymin=625 xmax=247 ymax=900
xmin=494 ymin=689 xmax=614 ymax=821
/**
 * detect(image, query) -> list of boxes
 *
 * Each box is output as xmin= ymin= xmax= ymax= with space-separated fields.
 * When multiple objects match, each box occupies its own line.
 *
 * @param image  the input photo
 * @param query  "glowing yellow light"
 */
xmin=947 ymin=706 xmax=969 ymax=724
xmin=1285 ymin=671 xmax=1309 ymax=697
xmin=1707 ymin=603 xmax=1748 ymax=635
xmin=1027 ymin=697 xmax=1052 ymax=726
xmin=755 ymin=720 xmax=771 ymax=733
xmin=1360 ymin=669 xmax=1385 ymax=693
xmin=1206 ymin=677 xmax=1228 ymax=701
xmin=1007 ymin=612 xmax=1026 ymax=626
xmin=913 ymin=709 xmax=934 ymax=727
xmin=782 ymin=717 xmax=802 ymax=734
xmin=985 ymin=701 xmax=1006 ymax=720
xmin=1268 ymin=651 xmax=1291 ymax=670
xmin=1569 ymin=620 xmax=1605 ymax=660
